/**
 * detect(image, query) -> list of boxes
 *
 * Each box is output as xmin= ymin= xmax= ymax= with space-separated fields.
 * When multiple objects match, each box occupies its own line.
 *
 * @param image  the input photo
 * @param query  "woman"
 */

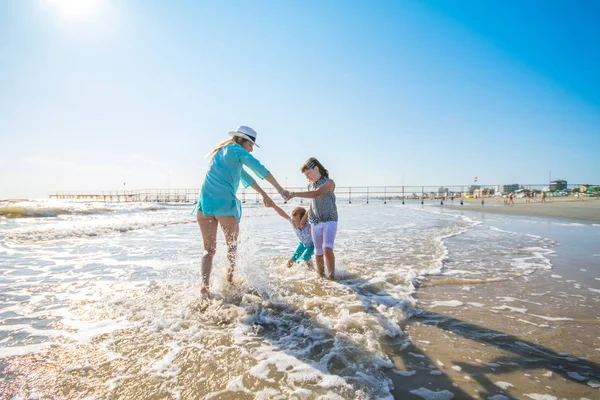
xmin=196 ymin=125 xmax=289 ymax=295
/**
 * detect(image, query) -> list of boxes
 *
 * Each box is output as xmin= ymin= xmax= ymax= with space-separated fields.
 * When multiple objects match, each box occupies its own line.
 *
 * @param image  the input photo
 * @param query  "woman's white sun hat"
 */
xmin=228 ymin=125 xmax=260 ymax=147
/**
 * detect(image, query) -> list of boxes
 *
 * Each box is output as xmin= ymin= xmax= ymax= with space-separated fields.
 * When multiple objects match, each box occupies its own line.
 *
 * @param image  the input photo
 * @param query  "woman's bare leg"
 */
xmin=216 ymin=216 xmax=239 ymax=283
xmin=197 ymin=212 xmax=218 ymax=295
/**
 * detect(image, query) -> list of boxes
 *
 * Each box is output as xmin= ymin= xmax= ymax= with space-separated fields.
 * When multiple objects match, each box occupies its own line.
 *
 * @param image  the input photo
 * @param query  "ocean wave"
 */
xmin=4 ymin=219 xmax=190 ymax=242
xmin=0 ymin=205 xmax=166 ymax=219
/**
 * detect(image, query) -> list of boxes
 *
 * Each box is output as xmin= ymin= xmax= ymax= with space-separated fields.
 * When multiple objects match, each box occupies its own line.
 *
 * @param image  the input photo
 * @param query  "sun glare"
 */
xmin=43 ymin=0 xmax=105 ymax=21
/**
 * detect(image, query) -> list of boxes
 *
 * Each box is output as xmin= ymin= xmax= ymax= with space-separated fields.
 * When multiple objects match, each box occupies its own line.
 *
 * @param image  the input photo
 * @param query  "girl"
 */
xmin=195 ymin=125 xmax=289 ymax=295
xmin=289 ymin=157 xmax=338 ymax=279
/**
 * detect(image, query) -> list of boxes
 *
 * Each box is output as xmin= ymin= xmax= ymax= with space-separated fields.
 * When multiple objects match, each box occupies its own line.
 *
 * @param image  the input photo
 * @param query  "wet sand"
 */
xmin=388 ymin=274 xmax=599 ymax=399
xmin=387 ymin=199 xmax=600 ymax=399
xmin=440 ymin=196 xmax=600 ymax=223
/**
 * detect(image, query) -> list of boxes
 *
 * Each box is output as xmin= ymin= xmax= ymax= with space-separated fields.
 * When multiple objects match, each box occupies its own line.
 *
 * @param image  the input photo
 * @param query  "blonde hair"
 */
xmin=207 ymin=136 xmax=248 ymax=157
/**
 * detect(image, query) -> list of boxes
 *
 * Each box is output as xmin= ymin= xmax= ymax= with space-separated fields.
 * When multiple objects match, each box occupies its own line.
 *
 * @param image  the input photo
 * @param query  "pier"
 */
xmin=49 ymin=189 xmax=199 ymax=203
xmin=49 ymin=193 xmax=141 ymax=202
xmin=48 ymin=183 xmax=596 ymax=204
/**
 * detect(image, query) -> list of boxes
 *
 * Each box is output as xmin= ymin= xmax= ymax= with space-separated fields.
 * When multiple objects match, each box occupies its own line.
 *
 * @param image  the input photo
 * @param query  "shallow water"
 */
xmin=0 ymin=199 xmax=597 ymax=399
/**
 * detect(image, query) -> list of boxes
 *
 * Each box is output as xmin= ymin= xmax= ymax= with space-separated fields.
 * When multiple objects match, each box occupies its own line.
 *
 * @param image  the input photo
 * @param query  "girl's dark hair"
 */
xmin=301 ymin=157 xmax=329 ymax=178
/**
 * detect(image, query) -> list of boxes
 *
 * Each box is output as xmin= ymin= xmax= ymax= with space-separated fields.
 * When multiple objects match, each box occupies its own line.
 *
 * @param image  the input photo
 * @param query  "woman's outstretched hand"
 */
xmin=279 ymin=189 xmax=292 ymax=201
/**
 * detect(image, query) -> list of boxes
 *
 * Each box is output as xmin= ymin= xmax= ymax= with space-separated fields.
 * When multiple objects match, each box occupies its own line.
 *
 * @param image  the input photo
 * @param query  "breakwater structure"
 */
xmin=48 ymin=183 xmax=597 ymax=204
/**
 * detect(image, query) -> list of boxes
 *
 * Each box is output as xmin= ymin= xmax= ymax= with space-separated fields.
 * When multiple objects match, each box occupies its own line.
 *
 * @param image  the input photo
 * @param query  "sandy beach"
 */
xmin=386 ymin=198 xmax=600 ymax=399
xmin=440 ymin=196 xmax=600 ymax=223
xmin=390 ymin=275 xmax=599 ymax=399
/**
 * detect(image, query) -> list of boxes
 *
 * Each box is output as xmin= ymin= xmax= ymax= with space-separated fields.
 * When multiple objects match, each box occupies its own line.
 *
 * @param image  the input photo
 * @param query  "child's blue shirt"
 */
xmin=289 ymin=217 xmax=313 ymax=247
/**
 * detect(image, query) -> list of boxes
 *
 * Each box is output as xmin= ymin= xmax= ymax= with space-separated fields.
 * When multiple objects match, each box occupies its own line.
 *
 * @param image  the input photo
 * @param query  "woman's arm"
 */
xmin=264 ymin=173 xmax=292 ymax=200
xmin=292 ymin=180 xmax=335 ymax=199
xmin=250 ymin=182 xmax=275 ymax=208
xmin=263 ymin=173 xmax=284 ymax=193
xmin=235 ymin=146 xmax=290 ymax=200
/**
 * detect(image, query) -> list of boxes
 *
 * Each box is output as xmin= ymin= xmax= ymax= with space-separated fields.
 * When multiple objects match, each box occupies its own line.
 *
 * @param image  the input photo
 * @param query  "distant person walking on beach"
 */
xmin=194 ymin=126 xmax=289 ymax=295
xmin=289 ymin=158 xmax=338 ymax=279
xmin=509 ymin=192 xmax=514 ymax=205
xmin=270 ymin=204 xmax=315 ymax=269
xmin=541 ymin=190 xmax=547 ymax=203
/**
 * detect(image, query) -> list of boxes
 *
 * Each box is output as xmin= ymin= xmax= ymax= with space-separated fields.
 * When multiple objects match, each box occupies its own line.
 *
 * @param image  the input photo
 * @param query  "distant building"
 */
xmin=550 ymin=180 xmax=567 ymax=191
xmin=499 ymin=184 xmax=519 ymax=194
xmin=438 ymin=187 xmax=449 ymax=197
xmin=467 ymin=185 xmax=480 ymax=195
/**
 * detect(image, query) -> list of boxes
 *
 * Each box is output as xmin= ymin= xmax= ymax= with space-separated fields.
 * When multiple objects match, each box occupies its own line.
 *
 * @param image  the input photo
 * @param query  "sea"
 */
xmin=0 ymin=199 xmax=598 ymax=399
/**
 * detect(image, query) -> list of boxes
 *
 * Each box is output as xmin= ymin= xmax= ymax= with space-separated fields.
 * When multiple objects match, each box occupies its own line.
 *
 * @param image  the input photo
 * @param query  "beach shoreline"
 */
xmin=386 ymin=200 xmax=600 ymax=399
xmin=388 ymin=272 xmax=600 ymax=399
xmin=438 ymin=196 xmax=600 ymax=223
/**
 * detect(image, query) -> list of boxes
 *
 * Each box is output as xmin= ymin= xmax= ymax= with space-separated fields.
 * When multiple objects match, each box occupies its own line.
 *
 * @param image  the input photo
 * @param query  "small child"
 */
xmin=271 ymin=204 xmax=315 ymax=268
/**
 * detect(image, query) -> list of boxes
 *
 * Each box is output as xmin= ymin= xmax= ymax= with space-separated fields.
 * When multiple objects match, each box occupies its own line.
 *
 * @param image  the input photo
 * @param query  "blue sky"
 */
xmin=1 ymin=0 xmax=599 ymax=199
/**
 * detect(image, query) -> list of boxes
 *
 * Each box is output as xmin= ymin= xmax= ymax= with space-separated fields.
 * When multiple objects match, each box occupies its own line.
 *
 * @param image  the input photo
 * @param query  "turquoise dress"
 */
xmin=195 ymin=143 xmax=270 ymax=222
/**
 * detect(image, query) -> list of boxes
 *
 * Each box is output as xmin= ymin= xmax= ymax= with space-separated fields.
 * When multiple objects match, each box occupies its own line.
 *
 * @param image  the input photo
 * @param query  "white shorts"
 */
xmin=311 ymin=221 xmax=338 ymax=256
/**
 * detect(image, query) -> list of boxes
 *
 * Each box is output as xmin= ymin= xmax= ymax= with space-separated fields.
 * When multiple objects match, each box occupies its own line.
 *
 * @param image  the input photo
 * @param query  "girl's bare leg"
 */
xmin=216 ymin=216 xmax=239 ymax=283
xmin=316 ymin=255 xmax=325 ymax=277
xmin=197 ymin=212 xmax=218 ymax=295
xmin=324 ymin=248 xmax=335 ymax=280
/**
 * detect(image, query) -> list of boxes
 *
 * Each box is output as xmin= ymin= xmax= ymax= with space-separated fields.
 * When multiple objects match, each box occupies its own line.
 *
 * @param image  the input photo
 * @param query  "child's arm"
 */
xmin=270 ymin=203 xmax=290 ymax=220
xmin=299 ymin=209 xmax=309 ymax=228
xmin=292 ymin=179 xmax=335 ymax=199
